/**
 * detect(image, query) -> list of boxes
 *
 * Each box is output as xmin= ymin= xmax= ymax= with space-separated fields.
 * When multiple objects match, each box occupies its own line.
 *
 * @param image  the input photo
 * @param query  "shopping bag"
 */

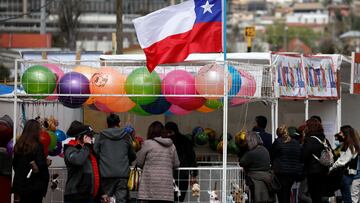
xmin=128 ymin=166 xmax=141 ymax=191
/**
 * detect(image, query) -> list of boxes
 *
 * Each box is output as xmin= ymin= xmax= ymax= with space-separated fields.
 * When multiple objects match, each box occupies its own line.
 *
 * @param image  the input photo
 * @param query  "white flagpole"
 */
xmin=221 ymin=0 xmax=228 ymax=202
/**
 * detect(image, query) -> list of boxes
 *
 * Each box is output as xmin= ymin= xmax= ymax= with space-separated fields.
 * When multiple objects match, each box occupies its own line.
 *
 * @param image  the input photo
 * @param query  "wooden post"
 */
xmin=116 ymin=0 xmax=123 ymax=54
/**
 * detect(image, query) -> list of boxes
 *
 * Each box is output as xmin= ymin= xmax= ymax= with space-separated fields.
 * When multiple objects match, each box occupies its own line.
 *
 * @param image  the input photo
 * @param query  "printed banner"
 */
xmin=351 ymin=52 xmax=360 ymax=94
xmin=272 ymin=54 xmax=306 ymax=98
xmin=303 ymin=56 xmax=337 ymax=98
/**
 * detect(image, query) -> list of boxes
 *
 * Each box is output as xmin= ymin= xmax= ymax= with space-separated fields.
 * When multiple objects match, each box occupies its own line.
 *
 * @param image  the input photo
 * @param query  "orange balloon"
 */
xmin=90 ymin=67 xmax=127 ymax=110
xmin=74 ymin=66 xmax=98 ymax=104
xmin=197 ymin=105 xmax=215 ymax=113
xmin=104 ymin=97 xmax=136 ymax=113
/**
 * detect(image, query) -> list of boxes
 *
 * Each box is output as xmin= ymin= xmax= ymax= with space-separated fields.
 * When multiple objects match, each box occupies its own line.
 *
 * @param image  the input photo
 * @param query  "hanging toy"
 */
xmin=47 ymin=116 xmax=59 ymax=132
xmin=192 ymin=183 xmax=200 ymax=197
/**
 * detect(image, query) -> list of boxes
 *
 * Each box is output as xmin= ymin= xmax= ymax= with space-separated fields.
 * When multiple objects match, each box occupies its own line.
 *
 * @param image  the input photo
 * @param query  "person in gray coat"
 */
xmin=94 ymin=114 xmax=136 ymax=203
xmin=137 ymin=121 xmax=180 ymax=203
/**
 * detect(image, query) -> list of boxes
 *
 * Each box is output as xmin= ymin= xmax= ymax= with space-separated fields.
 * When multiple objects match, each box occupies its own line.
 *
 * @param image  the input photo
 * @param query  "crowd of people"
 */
xmin=239 ymin=115 xmax=360 ymax=203
xmin=11 ymin=114 xmax=197 ymax=203
xmin=9 ymin=113 xmax=360 ymax=203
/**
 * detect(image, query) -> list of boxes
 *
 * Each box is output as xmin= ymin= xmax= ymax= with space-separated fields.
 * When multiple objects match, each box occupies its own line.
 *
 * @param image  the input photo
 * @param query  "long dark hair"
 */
xmin=147 ymin=121 xmax=165 ymax=140
xmin=305 ymin=118 xmax=324 ymax=138
xmin=14 ymin=119 xmax=41 ymax=155
xmin=340 ymin=125 xmax=360 ymax=154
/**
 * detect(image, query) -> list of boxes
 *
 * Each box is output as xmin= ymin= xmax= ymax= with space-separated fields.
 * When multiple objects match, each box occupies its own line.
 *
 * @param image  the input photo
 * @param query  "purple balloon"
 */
xmin=6 ymin=139 xmax=13 ymax=155
xmin=58 ymin=72 xmax=90 ymax=108
xmin=48 ymin=141 xmax=62 ymax=157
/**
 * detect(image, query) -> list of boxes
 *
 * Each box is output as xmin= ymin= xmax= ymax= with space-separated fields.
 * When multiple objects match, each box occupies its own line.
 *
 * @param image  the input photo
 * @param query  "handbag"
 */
xmin=128 ymin=166 xmax=141 ymax=191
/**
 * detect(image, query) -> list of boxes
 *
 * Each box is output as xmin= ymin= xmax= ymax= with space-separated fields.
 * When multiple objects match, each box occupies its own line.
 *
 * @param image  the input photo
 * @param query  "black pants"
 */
xmin=101 ymin=178 xmax=128 ymax=203
xmin=275 ymin=173 xmax=295 ymax=203
xmin=20 ymin=193 xmax=43 ymax=203
xmin=174 ymin=171 xmax=190 ymax=202
xmin=307 ymin=174 xmax=328 ymax=203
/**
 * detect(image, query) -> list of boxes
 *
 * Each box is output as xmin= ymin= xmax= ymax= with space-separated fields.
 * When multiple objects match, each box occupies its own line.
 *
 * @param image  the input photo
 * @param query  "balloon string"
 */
xmin=242 ymin=103 xmax=248 ymax=131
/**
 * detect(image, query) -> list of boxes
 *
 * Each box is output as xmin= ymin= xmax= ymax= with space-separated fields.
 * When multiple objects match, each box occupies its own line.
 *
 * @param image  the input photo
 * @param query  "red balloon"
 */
xmin=39 ymin=131 xmax=50 ymax=156
xmin=0 ymin=120 xmax=12 ymax=147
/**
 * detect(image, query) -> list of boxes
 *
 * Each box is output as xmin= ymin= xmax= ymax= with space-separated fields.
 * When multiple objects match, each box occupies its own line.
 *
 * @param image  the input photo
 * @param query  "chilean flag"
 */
xmin=133 ymin=0 xmax=222 ymax=72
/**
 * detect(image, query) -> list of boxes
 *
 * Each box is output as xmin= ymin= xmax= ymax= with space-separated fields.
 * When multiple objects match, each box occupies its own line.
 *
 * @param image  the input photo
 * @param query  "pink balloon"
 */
xmin=162 ymin=70 xmax=205 ymax=110
xmin=158 ymin=73 xmax=165 ymax=81
xmin=230 ymin=70 xmax=256 ymax=106
xmin=169 ymin=105 xmax=192 ymax=115
xmin=43 ymin=64 xmax=64 ymax=101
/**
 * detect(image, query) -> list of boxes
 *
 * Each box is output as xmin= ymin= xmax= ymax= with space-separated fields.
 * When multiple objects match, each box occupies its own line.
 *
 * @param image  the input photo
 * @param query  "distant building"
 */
xmin=0 ymin=0 xmax=172 ymax=52
xmin=286 ymin=3 xmax=328 ymax=32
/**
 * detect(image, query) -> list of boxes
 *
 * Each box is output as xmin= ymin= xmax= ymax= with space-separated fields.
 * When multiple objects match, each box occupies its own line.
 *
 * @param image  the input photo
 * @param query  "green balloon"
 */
xmin=228 ymin=140 xmax=240 ymax=154
xmin=48 ymin=131 xmax=57 ymax=151
xmin=129 ymin=104 xmax=151 ymax=116
xmin=125 ymin=67 xmax=161 ymax=105
xmin=209 ymin=139 xmax=219 ymax=151
xmin=21 ymin=65 xmax=57 ymax=99
xmin=205 ymin=99 xmax=223 ymax=109
xmin=195 ymin=132 xmax=208 ymax=145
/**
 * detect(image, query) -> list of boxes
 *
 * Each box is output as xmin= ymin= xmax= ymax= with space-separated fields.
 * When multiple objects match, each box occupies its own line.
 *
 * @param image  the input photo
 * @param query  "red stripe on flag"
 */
xmin=144 ymin=22 xmax=222 ymax=72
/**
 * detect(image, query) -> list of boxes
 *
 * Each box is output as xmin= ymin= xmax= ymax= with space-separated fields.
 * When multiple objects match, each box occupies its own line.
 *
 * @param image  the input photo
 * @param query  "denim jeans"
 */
xmin=340 ymin=174 xmax=353 ymax=203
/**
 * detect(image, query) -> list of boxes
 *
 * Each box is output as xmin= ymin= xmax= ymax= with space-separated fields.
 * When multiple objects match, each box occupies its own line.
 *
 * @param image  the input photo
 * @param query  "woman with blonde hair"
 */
xmin=270 ymin=125 xmax=303 ymax=203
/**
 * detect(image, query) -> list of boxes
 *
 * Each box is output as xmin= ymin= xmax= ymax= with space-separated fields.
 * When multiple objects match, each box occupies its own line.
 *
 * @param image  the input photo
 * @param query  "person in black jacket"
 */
xmin=240 ymin=131 xmax=275 ymax=203
xmin=12 ymin=119 xmax=49 ymax=203
xmin=165 ymin=122 xmax=197 ymax=202
xmin=64 ymin=121 xmax=100 ymax=203
xmin=302 ymin=118 xmax=332 ymax=203
xmin=94 ymin=114 xmax=136 ymax=203
xmin=253 ymin=115 xmax=272 ymax=151
xmin=270 ymin=125 xmax=303 ymax=203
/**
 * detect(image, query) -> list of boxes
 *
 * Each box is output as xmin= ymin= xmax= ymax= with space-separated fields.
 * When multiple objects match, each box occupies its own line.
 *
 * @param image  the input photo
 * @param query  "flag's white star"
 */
xmin=201 ymin=1 xmax=214 ymax=14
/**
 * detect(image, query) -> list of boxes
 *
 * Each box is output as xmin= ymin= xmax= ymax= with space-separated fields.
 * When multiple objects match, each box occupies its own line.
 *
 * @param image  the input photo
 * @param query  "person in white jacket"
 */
xmin=329 ymin=125 xmax=360 ymax=203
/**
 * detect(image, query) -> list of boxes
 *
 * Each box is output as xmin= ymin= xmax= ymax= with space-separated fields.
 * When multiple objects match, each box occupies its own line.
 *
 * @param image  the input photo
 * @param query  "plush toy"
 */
xmin=47 ymin=116 xmax=58 ymax=131
xmin=191 ymin=183 xmax=200 ymax=197
xmin=208 ymin=182 xmax=221 ymax=203
xmin=231 ymin=183 xmax=245 ymax=203
xmin=208 ymin=190 xmax=221 ymax=203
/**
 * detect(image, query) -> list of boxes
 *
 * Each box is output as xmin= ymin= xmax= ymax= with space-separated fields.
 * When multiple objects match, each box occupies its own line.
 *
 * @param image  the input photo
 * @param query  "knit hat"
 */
xmin=67 ymin=121 xmax=94 ymax=138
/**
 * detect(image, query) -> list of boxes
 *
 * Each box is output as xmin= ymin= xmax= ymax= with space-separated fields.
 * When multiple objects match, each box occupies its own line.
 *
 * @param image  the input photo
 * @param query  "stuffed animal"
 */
xmin=192 ymin=183 xmax=200 ymax=197
xmin=47 ymin=116 xmax=58 ymax=131
xmin=208 ymin=190 xmax=221 ymax=203
xmin=231 ymin=183 xmax=244 ymax=203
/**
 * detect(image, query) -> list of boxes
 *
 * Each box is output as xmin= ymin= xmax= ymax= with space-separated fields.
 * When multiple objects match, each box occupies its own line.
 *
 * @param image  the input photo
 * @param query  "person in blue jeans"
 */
xmin=329 ymin=125 xmax=360 ymax=203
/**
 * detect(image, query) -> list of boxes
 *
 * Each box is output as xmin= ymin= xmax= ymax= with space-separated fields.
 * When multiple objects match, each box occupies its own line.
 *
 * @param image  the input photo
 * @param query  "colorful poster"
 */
xmin=272 ymin=54 xmax=306 ymax=98
xmin=351 ymin=52 xmax=360 ymax=94
xmin=303 ymin=56 xmax=337 ymax=98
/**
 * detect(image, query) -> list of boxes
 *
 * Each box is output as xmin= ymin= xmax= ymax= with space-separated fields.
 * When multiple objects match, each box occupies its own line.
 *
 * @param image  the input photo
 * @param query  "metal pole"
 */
xmin=271 ymin=101 xmax=275 ymax=142
xmin=116 ymin=0 xmax=123 ymax=54
xmin=221 ymin=0 xmax=228 ymax=202
xmin=305 ymin=99 xmax=309 ymax=120
xmin=23 ymin=0 xmax=28 ymax=18
xmin=351 ymin=52 xmax=355 ymax=94
xmin=40 ymin=0 xmax=46 ymax=34
xmin=11 ymin=60 xmax=18 ymax=203
xmin=275 ymin=99 xmax=278 ymax=132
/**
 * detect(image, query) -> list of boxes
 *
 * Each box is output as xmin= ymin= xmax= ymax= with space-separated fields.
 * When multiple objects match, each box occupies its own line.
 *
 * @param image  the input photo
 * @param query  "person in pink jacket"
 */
xmin=136 ymin=121 xmax=180 ymax=203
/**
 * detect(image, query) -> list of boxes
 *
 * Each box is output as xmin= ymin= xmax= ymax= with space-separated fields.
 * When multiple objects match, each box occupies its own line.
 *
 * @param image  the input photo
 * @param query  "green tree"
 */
xmin=265 ymin=22 xmax=321 ymax=52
